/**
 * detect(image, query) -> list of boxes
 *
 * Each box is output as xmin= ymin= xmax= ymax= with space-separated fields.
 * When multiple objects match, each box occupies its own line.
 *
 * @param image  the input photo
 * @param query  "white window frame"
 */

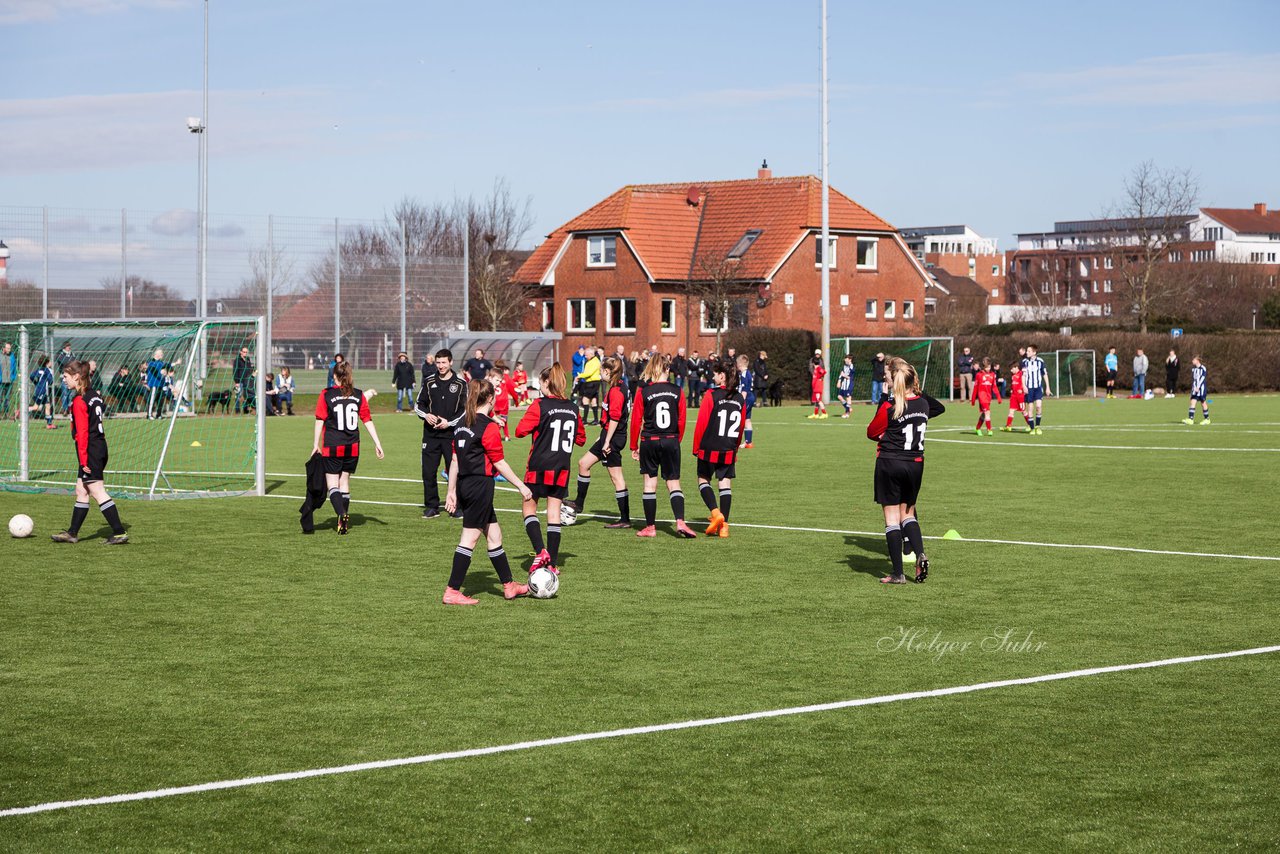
xmin=1041 ymin=283 xmax=1051 ymax=294
xmin=883 ymin=299 xmax=896 ymax=319
xmin=991 ymin=288 xmax=999 ymax=298
xmin=606 ymin=298 xmax=636 ymax=333
xmin=902 ymin=300 xmax=914 ymax=319
xmin=857 ymin=237 xmax=878 ymax=270
xmin=1103 ymin=280 xmax=1113 ymax=293
xmin=660 ymin=298 xmax=676 ymax=334
xmin=864 ymin=299 xmax=877 ymax=319
xmin=784 ymin=292 xmax=795 ymax=306
xmin=567 ymin=298 xmax=596 ymax=332
xmin=700 ymin=300 xmax=729 ymax=334
xmin=839 ymin=294 xmax=850 ymax=307
xmin=1103 ymin=256 xmax=1114 ymax=269
xmin=586 ymin=235 xmax=617 ymax=268
xmin=814 ymin=235 xmax=838 ymax=269
xmin=541 ymin=300 xmax=554 ymax=331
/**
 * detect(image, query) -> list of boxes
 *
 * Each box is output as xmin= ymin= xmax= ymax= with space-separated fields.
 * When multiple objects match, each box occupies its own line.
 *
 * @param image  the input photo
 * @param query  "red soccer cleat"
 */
xmin=636 ymin=525 xmax=657 ymax=538
xmin=529 ymin=548 xmax=552 ymax=572
xmin=503 ymin=581 xmax=529 ymax=599
xmin=442 ymin=587 xmax=479 ymax=605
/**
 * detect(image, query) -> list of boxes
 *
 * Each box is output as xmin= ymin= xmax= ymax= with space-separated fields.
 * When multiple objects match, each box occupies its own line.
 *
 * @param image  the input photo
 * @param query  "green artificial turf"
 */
xmin=2 ymin=394 xmax=1278 ymax=850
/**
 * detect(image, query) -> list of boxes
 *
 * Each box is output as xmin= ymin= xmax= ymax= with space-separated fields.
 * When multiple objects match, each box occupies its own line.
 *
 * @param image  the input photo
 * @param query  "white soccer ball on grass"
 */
xmin=528 ymin=567 xmax=559 ymax=599
xmin=560 ymin=504 xmax=577 ymax=526
xmin=9 ymin=514 xmax=34 ymax=538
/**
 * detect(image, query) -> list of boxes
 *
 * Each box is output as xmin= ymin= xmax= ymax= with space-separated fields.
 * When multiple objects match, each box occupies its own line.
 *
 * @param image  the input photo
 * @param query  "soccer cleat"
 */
xmin=840 ymin=413 xmax=850 ymax=419
xmin=986 ymin=429 xmax=993 ymax=436
xmin=742 ymin=442 xmax=754 ymax=449
xmin=806 ymin=414 xmax=818 ymax=419
xmin=104 ymin=533 xmax=129 ymax=545
xmin=818 ymin=412 xmax=829 ymax=419
xmin=604 ymin=520 xmax=632 ymax=529
xmin=706 ymin=508 xmax=725 ymax=536
xmin=1181 ymin=418 xmax=1194 ymax=425
xmin=674 ymin=520 xmax=698 ymax=539
xmin=718 ymin=522 xmax=729 ymax=539
xmin=338 ymin=514 xmax=350 ymax=535
xmin=914 ymin=555 xmax=929 ymax=583
xmin=1201 ymin=418 xmax=1211 ymax=425
xmin=1033 ymin=428 xmax=1044 ymax=435
xmin=442 ymin=587 xmax=479 ymax=606
xmin=503 ymin=581 xmax=530 ymax=599
xmin=529 ymin=548 xmax=552 ymax=572
xmin=422 ymin=508 xmax=440 ymax=519
xmin=1000 ymin=426 xmax=1012 ymax=432
xmin=50 ymin=531 xmax=79 ymax=544
xmin=879 ymin=574 xmax=908 ymax=584
xmin=636 ymin=525 xmax=657 ymax=538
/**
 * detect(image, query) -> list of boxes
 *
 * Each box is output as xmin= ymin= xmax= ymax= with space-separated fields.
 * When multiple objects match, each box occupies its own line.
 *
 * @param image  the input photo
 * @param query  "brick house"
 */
xmin=513 ymin=169 xmax=931 ymax=354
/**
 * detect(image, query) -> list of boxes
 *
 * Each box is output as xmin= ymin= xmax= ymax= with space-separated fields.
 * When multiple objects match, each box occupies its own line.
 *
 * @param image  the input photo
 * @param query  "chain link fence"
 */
xmin=0 ymin=205 xmax=467 ymax=373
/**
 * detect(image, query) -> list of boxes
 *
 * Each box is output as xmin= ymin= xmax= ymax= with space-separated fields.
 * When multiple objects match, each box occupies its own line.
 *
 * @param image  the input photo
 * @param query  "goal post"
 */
xmin=829 ymin=337 xmax=954 ymax=401
xmin=1053 ymin=349 xmax=1097 ymax=398
xmin=1 ymin=317 xmax=265 ymax=498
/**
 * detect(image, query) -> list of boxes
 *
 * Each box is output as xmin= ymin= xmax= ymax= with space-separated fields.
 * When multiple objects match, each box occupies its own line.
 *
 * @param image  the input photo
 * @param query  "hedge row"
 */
xmin=723 ymin=328 xmax=818 ymax=401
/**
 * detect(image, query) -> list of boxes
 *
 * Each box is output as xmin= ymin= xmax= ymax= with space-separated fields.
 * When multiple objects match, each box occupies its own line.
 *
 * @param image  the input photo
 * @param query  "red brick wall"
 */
xmin=925 ymin=252 xmax=1008 ymax=303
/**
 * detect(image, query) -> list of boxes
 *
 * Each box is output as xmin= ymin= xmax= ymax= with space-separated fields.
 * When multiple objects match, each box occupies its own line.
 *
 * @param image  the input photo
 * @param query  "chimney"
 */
xmin=1254 ymin=203 xmax=1268 ymax=216
xmin=757 ymin=159 xmax=771 ymax=180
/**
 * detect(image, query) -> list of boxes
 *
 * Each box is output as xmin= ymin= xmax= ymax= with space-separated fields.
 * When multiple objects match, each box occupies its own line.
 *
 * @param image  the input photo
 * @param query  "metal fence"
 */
xmin=0 ymin=205 xmax=468 ymax=371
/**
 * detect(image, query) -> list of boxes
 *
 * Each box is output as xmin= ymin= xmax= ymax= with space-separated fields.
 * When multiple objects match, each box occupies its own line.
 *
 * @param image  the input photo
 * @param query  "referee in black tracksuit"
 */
xmin=415 ymin=348 xmax=466 ymax=518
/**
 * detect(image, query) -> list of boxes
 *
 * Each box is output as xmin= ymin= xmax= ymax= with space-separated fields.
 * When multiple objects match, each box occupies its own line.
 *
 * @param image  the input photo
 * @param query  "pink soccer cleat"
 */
xmin=529 ymin=548 xmax=552 ymax=572
xmin=442 ymin=587 xmax=479 ymax=605
xmin=674 ymin=520 xmax=698 ymax=539
xmin=636 ymin=525 xmax=657 ymax=538
xmin=503 ymin=581 xmax=529 ymax=599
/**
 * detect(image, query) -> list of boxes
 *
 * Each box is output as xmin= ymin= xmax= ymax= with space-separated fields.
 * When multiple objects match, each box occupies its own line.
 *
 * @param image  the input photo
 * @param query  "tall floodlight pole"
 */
xmin=200 ymin=0 xmax=209 ymax=326
xmin=819 ymin=0 xmax=831 ymax=401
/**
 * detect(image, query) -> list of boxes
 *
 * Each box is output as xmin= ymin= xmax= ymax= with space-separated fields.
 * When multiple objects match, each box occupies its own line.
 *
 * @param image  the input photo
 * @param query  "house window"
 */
xmin=991 ymin=288 xmax=999 ymax=298
xmin=1103 ymin=256 xmax=1114 ymax=269
xmin=814 ymin=235 xmax=838 ymax=268
xmin=541 ymin=300 xmax=554 ymax=331
xmin=567 ymin=298 xmax=596 ymax=331
xmin=839 ymin=294 xmax=850 ymax=307
xmin=865 ymin=299 xmax=877 ymax=319
xmin=903 ymin=300 xmax=915 ymax=319
xmin=700 ymin=300 xmax=729 ymax=333
xmin=1103 ymin=280 xmax=1113 ymax=293
xmin=883 ymin=300 xmax=896 ymax=319
xmin=1041 ymin=283 xmax=1051 ymax=294
xmin=586 ymin=235 xmax=616 ymax=267
xmin=1103 ymin=303 xmax=1113 ymax=316
xmin=857 ymin=238 xmax=878 ymax=270
xmin=606 ymin=298 xmax=636 ymax=332
xmin=660 ymin=298 xmax=676 ymax=333
xmin=784 ymin=292 xmax=795 ymax=306
xmin=924 ymin=298 xmax=936 ymax=315
xmin=1168 ymin=250 xmax=1182 ymax=262
xmin=1092 ymin=282 xmax=1099 ymax=293
xmin=993 ymin=265 xmax=1001 ymax=276
xmin=1191 ymin=249 xmax=1214 ymax=262
xmin=1205 ymin=226 xmax=1224 ymax=241
xmin=728 ymin=229 xmax=762 ymax=259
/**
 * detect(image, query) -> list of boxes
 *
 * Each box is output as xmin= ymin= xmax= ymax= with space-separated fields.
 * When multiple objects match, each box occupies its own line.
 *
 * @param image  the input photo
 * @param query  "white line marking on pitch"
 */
xmin=929 ymin=437 xmax=1280 ymax=452
xmin=3 ymin=644 xmax=1276 ymax=818
xmin=261 ymin=493 xmax=1280 ymax=563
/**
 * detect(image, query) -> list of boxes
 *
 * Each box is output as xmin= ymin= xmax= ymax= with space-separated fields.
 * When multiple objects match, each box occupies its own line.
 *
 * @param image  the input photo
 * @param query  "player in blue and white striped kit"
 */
xmin=1019 ymin=344 xmax=1053 ymax=435
xmin=1182 ymin=357 xmax=1210 ymax=425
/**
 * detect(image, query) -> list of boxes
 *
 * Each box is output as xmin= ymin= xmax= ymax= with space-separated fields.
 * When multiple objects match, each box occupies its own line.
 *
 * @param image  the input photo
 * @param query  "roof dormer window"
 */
xmin=587 ymin=235 xmax=617 ymax=267
xmin=727 ymin=229 xmax=763 ymax=259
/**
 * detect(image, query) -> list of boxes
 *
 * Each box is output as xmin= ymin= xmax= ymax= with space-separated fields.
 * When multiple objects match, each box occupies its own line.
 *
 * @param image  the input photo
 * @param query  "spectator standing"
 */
xmin=55 ymin=340 xmax=76 ymax=413
xmin=107 ymin=367 xmax=131 ymax=415
xmin=1164 ymin=350 xmax=1180 ymax=398
xmin=0 ymin=341 xmax=15 ymax=418
xmin=233 ymin=346 xmax=254 ymax=415
xmin=571 ymin=345 xmax=587 ymax=391
xmin=325 ymin=353 xmax=345 ymax=389
xmin=1132 ymin=348 xmax=1149 ymax=398
xmin=672 ymin=347 xmax=689 ymax=394
xmin=957 ymin=346 xmax=975 ymax=402
xmin=463 ymin=348 xmax=493 ymax=383
xmin=752 ymin=351 xmax=769 ymax=406
xmin=870 ymin=352 xmax=887 ymax=407
xmin=393 ymin=351 xmax=416 ymax=412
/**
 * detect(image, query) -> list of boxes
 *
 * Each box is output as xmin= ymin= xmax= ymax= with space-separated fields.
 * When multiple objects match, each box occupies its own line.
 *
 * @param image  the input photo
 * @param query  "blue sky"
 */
xmin=3 ymin=0 xmax=1278 ymax=257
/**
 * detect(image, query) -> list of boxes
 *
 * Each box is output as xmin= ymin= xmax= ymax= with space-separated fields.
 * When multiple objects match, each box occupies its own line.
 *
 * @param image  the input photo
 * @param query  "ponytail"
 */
xmin=711 ymin=360 xmax=737 ymax=394
xmin=334 ymin=361 xmax=355 ymax=397
xmin=602 ymin=356 xmax=624 ymax=391
xmin=642 ymin=353 xmax=671 ymax=383
xmin=888 ymin=357 xmax=919 ymax=420
xmin=465 ymin=378 xmax=494 ymax=427
xmin=544 ymin=362 xmax=568 ymax=399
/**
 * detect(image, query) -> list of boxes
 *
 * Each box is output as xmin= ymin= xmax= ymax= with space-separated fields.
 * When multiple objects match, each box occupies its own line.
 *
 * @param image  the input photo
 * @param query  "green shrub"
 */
xmin=723 ymin=328 xmax=817 ymax=400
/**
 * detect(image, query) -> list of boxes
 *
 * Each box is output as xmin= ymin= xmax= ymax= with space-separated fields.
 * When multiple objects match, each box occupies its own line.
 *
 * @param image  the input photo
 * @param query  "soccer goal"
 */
xmin=1052 ymin=349 xmax=1097 ymax=398
xmin=829 ymin=337 xmax=954 ymax=401
xmin=0 ymin=318 xmax=265 ymax=498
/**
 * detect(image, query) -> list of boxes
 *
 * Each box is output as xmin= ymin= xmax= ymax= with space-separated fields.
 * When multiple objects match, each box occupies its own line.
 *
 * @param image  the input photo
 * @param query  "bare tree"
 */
xmin=687 ymin=255 xmax=757 ymax=353
xmin=461 ymin=178 xmax=536 ymax=331
xmin=1101 ymin=161 xmax=1200 ymax=333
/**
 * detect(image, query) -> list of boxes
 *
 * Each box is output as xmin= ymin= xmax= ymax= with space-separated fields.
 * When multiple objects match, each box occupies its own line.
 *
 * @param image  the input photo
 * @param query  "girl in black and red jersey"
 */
xmin=50 ymin=361 xmax=129 ymax=545
xmin=442 ymin=380 xmax=535 ymax=605
xmin=866 ymin=357 xmax=946 ymax=584
xmin=516 ymin=363 xmax=585 ymax=574
xmin=311 ymin=362 xmax=384 ymax=535
xmin=629 ymin=353 xmax=697 ymax=539
xmin=565 ymin=356 xmax=632 ymax=529
xmin=693 ymin=360 xmax=744 ymax=539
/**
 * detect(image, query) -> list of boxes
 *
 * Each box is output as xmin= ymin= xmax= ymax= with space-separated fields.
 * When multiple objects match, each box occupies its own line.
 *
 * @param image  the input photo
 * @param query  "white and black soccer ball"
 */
xmin=560 ymin=503 xmax=577 ymax=526
xmin=9 ymin=514 xmax=34 ymax=538
xmin=528 ymin=567 xmax=559 ymax=599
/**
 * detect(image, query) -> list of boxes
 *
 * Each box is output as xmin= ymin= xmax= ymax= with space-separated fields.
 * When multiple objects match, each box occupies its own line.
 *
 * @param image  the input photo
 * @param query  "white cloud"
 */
xmin=1016 ymin=53 xmax=1280 ymax=107
xmin=150 ymin=208 xmax=196 ymax=236
xmin=0 ymin=0 xmax=183 ymax=25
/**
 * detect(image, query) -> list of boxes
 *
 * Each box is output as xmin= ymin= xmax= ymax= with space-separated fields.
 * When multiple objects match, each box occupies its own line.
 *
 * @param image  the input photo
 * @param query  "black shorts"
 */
xmin=873 ymin=457 xmax=924 ymax=506
xmin=696 ymin=458 xmax=735 ymax=481
xmin=1107 ymin=369 xmax=1118 ymax=381
xmin=589 ymin=431 xmax=626 ymax=468
xmin=639 ymin=438 xmax=681 ymax=480
xmin=458 ymin=475 xmax=497 ymax=529
xmin=528 ymin=480 xmax=569 ymax=501
xmin=322 ymin=454 xmax=359 ymax=475
xmin=576 ymin=379 xmax=598 ymax=400
xmin=79 ymin=449 xmax=108 ymax=484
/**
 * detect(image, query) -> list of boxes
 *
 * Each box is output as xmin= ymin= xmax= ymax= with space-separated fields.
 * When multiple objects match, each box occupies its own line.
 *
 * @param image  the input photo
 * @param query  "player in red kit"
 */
xmin=630 ymin=353 xmax=697 ymax=539
xmin=969 ymin=357 xmax=1001 ymax=435
xmin=867 ymin=357 xmax=946 ymax=584
xmin=490 ymin=367 xmax=511 ymax=440
xmin=442 ymin=380 xmax=535 ymax=605
xmin=808 ymin=350 xmax=829 ymax=419
xmin=565 ymin=356 xmax=632 ymax=529
xmin=50 ymin=360 xmax=129 ymax=545
xmin=1001 ymin=362 xmax=1032 ymax=432
xmin=512 ymin=362 xmax=528 ymax=406
xmin=312 ymin=362 xmax=384 ymax=535
xmin=693 ymin=360 xmax=744 ymax=538
xmin=516 ymin=363 xmax=585 ymax=574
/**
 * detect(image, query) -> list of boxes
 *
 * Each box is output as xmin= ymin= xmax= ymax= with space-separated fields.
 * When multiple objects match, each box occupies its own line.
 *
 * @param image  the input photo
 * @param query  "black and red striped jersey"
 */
xmin=70 ymin=391 xmax=107 ymax=467
xmin=454 ymin=413 xmax=505 ymax=478
xmin=629 ymin=381 xmax=686 ymax=448
xmin=601 ymin=384 xmax=629 ymax=434
xmin=691 ymin=387 xmax=744 ymax=464
xmin=866 ymin=394 xmax=946 ymax=461
xmin=315 ymin=387 xmax=371 ymax=457
xmin=516 ymin=396 xmax=585 ymax=487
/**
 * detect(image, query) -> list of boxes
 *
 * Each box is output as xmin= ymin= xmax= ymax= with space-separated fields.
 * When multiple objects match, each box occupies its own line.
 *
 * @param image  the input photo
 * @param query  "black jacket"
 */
xmin=393 ymin=360 xmax=416 ymax=390
xmin=299 ymin=452 xmax=328 ymax=533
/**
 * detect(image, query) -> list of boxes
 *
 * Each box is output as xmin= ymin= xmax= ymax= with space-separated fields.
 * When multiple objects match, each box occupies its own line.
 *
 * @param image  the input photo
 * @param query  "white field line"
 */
xmin=262 ymin=493 xmax=1280 ymax=563
xmin=3 ymin=643 xmax=1276 ymax=818
xmin=929 ymin=437 xmax=1280 ymax=452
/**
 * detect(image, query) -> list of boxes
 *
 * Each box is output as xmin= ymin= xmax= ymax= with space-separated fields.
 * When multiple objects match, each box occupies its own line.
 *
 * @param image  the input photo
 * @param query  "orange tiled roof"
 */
xmin=1202 ymin=206 xmax=1280 ymax=236
xmin=515 ymin=175 xmax=895 ymax=284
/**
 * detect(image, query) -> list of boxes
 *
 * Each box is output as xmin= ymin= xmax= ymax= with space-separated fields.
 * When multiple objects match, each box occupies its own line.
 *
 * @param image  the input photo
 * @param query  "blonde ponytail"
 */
xmin=888 ymin=357 xmax=919 ymax=420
